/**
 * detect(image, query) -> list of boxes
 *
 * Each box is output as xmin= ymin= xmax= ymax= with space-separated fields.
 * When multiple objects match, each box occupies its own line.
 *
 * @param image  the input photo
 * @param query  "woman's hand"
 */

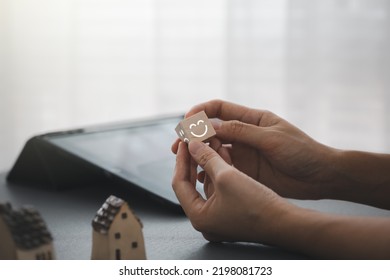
xmin=172 ymin=139 xmax=390 ymax=259
xmin=172 ymin=100 xmax=390 ymax=258
xmin=173 ymin=99 xmax=337 ymax=200
xmin=172 ymin=140 xmax=293 ymax=244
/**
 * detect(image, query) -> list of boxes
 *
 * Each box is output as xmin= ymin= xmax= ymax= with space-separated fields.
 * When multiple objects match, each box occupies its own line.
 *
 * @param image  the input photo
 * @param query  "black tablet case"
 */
xmin=7 ymin=132 xmax=111 ymax=190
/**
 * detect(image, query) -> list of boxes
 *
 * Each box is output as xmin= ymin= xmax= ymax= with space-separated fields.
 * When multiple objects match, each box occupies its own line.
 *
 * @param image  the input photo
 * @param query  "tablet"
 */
xmin=8 ymin=115 xmax=190 ymax=209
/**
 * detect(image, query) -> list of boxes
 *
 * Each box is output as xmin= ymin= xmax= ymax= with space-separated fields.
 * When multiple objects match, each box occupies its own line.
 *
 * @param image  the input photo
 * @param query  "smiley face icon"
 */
xmin=175 ymin=111 xmax=216 ymax=143
xmin=189 ymin=119 xmax=208 ymax=138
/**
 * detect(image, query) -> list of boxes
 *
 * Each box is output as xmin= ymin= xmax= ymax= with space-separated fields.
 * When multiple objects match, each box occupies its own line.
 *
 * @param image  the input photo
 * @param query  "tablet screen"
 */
xmin=46 ymin=116 xmax=183 ymax=206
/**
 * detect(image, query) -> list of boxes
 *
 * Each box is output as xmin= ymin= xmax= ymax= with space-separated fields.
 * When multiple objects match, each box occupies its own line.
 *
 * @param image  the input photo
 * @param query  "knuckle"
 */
xmin=228 ymin=120 xmax=245 ymax=135
xmin=213 ymin=167 xmax=234 ymax=186
xmin=209 ymin=98 xmax=223 ymax=105
xmin=198 ymin=148 xmax=217 ymax=167
xmin=257 ymin=109 xmax=279 ymax=126
xmin=171 ymin=178 xmax=179 ymax=190
xmin=191 ymin=216 xmax=206 ymax=232
xmin=192 ymin=222 xmax=203 ymax=232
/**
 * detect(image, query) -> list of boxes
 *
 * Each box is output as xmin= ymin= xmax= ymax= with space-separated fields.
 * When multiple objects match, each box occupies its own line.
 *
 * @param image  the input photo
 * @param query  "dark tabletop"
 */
xmin=1 ymin=172 xmax=389 ymax=260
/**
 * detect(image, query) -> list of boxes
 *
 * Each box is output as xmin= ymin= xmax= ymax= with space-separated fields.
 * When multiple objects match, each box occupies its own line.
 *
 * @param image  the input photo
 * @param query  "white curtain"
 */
xmin=1 ymin=0 xmax=389 ymax=170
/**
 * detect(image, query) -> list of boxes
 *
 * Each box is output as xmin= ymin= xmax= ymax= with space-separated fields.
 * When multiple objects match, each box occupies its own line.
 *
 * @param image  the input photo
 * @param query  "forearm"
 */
xmin=268 ymin=205 xmax=390 ymax=259
xmin=324 ymin=150 xmax=390 ymax=209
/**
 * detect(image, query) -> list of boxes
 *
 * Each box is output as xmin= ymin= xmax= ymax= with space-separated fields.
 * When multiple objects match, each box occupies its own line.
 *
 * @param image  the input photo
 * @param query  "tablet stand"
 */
xmin=7 ymin=134 xmax=109 ymax=189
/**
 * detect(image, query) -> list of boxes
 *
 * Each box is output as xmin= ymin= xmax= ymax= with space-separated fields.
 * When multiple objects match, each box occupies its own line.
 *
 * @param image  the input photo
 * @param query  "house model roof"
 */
xmin=92 ymin=195 xmax=142 ymax=235
xmin=0 ymin=202 xmax=53 ymax=250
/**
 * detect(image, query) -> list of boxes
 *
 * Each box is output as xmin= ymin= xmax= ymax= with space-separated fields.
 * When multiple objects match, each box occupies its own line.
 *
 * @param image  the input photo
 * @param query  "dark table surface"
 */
xmin=1 ymin=171 xmax=389 ymax=260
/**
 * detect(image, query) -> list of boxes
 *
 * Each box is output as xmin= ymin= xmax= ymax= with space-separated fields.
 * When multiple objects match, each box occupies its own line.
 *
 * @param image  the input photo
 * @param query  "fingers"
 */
xmin=209 ymin=137 xmax=232 ymax=165
xmin=203 ymin=138 xmax=221 ymax=198
xmin=173 ymin=120 xmax=266 ymax=154
xmin=183 ymin=99 xmax=285 ymax=150
xmin=173 ymin=137 xmax=232 ymax=200
xmin=171 ymin=138 xmax=181 ymax=154
xmin=188 ymin=141 xmax=232 ymax=182
xmin=172 ymin=142 xmax=206 ymax=214
xmin=185 ymin=99 xmax=273 ymax=126
xmin=213 ymin=120 xmax=268 ymax=150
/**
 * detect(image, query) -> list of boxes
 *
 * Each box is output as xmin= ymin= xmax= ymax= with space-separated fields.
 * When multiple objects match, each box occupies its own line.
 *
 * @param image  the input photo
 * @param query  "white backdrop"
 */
xmin=1 ymin=0 xmax=389 ymax=170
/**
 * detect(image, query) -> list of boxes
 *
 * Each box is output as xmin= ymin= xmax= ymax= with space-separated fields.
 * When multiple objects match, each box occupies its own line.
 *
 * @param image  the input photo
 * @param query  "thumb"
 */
xmin=188 ymin=141 xmax=231 ymax=181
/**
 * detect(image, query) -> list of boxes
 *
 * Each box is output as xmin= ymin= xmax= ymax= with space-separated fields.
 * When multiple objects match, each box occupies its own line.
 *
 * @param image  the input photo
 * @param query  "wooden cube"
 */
xmin=175 ymin=111 xmax=216 ymax=143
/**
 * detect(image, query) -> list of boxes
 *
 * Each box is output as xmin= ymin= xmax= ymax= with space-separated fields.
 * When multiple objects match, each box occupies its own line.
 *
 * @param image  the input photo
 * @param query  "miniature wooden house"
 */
xmin=91 ymin=195 xmax=146 ymax=260
xmin=0 ymin=202 xmax=55 ymax=260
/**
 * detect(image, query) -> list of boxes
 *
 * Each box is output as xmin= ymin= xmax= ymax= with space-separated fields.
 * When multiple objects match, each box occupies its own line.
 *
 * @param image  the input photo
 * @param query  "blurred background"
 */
xmin=1 ymin=0 xmax=389 ymax=171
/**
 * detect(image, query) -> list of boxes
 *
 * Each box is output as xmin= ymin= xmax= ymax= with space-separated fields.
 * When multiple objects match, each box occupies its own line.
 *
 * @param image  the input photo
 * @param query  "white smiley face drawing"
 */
xmin=189 ymin=119 xmax=208 ymax=138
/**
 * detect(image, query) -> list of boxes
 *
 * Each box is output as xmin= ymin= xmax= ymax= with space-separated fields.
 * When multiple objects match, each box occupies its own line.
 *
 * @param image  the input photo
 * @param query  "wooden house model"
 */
xmin=0 ymin=202 xmax=55 ymax=260
xmin=91 ymin=195 xmax=146 ymax=260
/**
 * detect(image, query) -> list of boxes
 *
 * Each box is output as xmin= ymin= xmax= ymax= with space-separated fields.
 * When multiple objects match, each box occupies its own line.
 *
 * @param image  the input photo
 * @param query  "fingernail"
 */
xmin=188 ymin=141 xmax=204 ymax=155
xmin=210 ymin=119 xmax=222 ymax=130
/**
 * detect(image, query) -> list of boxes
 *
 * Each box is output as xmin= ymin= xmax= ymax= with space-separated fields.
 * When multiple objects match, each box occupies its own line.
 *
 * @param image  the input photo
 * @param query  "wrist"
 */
xmin=309 ymin=145 xmax=342 ymax=199
xmin=259 ymin=201 xmax=307 ymax=249
xmin=264 ymin=202 xmax=333 ymax=257
xmin=253 ymin=197 xmax=301 ymax=246
xmin=323 ymin=149 xmax=390 ymax=208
